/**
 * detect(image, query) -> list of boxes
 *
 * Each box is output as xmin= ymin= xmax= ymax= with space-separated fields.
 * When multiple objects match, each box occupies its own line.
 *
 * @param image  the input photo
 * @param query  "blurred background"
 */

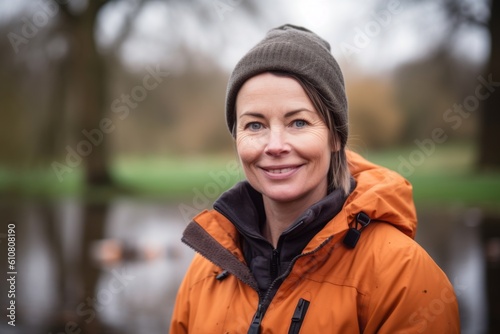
xmin=0 ymin=0 xmax=499 ymax=333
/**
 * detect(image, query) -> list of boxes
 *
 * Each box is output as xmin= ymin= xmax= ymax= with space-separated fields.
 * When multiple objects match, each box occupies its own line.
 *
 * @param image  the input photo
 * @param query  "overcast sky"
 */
xmin=1 ymin=0 xmax=490 ymax=74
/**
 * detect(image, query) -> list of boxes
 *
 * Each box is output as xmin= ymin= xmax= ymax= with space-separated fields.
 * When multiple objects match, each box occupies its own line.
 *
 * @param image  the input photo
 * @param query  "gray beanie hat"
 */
xmin=225 ymin=24 xmax=348 ymax=147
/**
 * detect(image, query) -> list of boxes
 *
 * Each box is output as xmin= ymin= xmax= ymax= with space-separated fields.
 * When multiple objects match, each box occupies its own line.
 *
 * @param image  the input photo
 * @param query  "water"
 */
xmin=417 ymin=206 xmax=488 ymax=334
xmin=0 ymin=199 xmax=194 ymax=334
xmin=0 ymin=200 xmax=493 ymax=333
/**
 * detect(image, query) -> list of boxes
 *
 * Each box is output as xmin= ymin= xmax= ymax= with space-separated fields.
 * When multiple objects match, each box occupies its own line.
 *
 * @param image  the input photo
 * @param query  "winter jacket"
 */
xmin=170 ymin=150 xmax=460 ymax=333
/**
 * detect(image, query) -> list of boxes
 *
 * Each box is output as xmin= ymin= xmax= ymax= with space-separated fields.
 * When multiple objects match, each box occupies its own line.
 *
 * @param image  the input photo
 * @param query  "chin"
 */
xmin=260 ymin=185 xmax=305 ymax=203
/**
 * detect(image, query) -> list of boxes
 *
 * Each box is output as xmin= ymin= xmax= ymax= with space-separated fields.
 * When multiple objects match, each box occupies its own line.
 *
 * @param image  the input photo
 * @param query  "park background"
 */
xmin=0 ymin=0 xmax=499 ymax=333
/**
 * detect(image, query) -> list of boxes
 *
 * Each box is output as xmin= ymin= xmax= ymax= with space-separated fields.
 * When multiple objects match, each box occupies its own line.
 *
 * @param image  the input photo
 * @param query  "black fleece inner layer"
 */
xmin=213 ymin=180 xmax=356 ymax=297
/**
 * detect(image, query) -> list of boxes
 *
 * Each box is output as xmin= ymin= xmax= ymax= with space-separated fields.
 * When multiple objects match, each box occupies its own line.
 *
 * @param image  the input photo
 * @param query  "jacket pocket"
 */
xmin=288 ymin=298 xmax=310 ymax=334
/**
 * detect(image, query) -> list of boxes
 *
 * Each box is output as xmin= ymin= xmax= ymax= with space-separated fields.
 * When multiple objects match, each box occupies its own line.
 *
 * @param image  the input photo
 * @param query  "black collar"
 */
xmin=214 ymin=180 xmax=355 ymax=294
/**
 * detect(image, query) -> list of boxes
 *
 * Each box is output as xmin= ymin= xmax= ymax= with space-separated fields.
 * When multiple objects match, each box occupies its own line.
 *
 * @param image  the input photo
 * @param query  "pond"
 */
xmin=0 ymin=199 xmax=495 ymax=333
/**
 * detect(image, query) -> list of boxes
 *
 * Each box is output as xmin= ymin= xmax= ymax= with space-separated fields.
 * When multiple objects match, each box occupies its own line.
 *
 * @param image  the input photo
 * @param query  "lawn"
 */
xmin=1 ymin=142 xmax=499 ymax=208
xmin=361 ymin=142 xmax=500 ymax=209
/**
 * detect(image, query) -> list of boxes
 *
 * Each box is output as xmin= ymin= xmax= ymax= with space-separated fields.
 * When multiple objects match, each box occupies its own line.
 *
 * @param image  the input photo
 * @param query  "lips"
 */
xmin=265 ymin=167 xmax=297 ymax=174
xmin=260 ymin=164 xmax=303 ymax=179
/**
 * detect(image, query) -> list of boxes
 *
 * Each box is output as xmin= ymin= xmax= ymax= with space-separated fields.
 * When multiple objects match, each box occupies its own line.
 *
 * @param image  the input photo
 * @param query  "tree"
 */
xmin=396 ymin=0 xmax=498 ymax=168
xmin=1 ymin=0 xmax=261 ymax=331
xmin=478 ymin=0 xmax=499 ymax=169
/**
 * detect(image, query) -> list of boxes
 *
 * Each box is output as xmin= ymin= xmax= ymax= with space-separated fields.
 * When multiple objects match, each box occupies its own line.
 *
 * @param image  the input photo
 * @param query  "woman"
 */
xmin=170 ymin=24 xmax=460 ymax=333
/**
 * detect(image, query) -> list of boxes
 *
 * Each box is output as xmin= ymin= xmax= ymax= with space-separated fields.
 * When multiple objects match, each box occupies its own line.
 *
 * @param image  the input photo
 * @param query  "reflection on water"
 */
xmin=417 ymin=207 xmax=487 ymax=334
xmin=449 ymin=209 xmax=487 ymax=334
xmin=0 ymin=199 xmax=193 ymax=334
xmin=0 ymin=200 xmax=494 ymax=333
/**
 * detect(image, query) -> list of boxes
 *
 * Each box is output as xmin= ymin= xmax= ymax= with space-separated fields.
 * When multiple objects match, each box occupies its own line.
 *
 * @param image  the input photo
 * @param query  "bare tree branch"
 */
xmin=108 ymin=0 xmax=150 ymax=51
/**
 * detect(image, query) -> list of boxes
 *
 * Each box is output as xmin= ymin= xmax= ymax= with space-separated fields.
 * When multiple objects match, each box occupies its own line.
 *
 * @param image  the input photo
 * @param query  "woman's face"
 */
xmin=235 ymin=72 xmax=332 ymax=206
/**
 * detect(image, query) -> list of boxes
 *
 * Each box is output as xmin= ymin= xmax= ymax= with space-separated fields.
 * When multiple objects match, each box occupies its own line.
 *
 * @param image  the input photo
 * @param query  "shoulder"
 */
xmin=362 ymin=221 xmax=417 ymax=253
xmin=181 ymin=253 xmax=221 ymax=289
xmin=359 ymin=221 xmax=439 ymax=276
xmin=344 ymin=220 xmax=453 ymax=301
xmin=354 ymin=222 xmax=459 ymax=332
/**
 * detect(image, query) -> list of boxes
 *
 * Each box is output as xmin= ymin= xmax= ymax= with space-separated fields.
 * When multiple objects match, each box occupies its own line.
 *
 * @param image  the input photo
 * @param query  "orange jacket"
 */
xmin=170 ymin=151 xmax=460 ymax=333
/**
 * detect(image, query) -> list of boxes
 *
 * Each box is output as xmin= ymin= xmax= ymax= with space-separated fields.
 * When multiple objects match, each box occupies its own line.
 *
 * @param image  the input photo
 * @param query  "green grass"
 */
xmin=410 ymin=173 xmax=500 ymax=205
xmin=360 ymin=142 xmax=500 ymax=208
xmin=0 ymin=165 xmax=83 ymax=198
xmin=112 ymin=155 xmax=243 ymax=198
xmin=1 ymin=143 xmax=499 ymax=208
xmin=0 ymin=155 xmax=244 ymax=201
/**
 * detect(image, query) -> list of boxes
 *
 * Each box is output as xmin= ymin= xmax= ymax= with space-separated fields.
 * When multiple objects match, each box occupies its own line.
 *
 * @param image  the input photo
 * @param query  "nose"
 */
xmin=264 ymin=128 xmax=290 ymax=156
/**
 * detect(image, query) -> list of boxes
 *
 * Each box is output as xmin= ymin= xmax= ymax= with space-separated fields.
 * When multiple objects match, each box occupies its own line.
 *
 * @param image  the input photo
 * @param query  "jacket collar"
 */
xmin=212 ymin=180 xmax=354 ymax=293
xmin=181 ymin=150 xmax=418 ymax=291
xmin=213 ymin=180 xmax=354 ymax=248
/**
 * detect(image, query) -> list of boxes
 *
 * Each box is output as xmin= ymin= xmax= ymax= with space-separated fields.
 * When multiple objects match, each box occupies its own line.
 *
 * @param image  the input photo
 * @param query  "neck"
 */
xmin=262 ymin=190 xmax=326 ymax=248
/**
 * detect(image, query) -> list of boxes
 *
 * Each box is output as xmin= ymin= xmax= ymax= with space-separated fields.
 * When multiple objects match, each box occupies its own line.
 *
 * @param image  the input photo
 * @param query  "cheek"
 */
xmin=294 ymin=134 xmax=331 ymax=171
xmin=295 ymin=130 xmax=331 ymax=155
xmin=236 ymin=134 xmax=263 ymax=166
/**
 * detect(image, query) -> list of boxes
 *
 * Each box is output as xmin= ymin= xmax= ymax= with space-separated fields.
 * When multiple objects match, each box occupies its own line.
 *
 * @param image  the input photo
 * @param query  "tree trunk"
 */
xmin=478 ymin=0 xmax=500 ymax=169
xmin=71 ymin=2 xmax=113 ymax=186
xmin=60 ymin=3 xmax=112 ymax=332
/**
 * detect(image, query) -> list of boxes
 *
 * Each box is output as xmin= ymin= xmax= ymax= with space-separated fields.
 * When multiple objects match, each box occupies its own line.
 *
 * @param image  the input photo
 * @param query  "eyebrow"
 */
xmin=239 ymin=109 xmax=313 ymax=119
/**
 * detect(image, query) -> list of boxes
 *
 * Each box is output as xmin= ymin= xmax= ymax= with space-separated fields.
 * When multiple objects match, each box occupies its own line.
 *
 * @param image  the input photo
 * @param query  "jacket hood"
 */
xmin=281 ymin=150 xmax=417 ymax=253
xmin=184 ymin=150 xmax=417 ymax=259
xmin=344 ymin=150 xmax=417 ymax=238
xmin=181 ymin=150 xmax=417 ymax=296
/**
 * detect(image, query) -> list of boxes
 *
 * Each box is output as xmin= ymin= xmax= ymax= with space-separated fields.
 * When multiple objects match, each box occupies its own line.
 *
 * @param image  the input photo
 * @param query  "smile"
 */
xmin=260 ymin=165 xmax=303 ymax=179
xmin=266 ymin=167 xmax=296 ymax=174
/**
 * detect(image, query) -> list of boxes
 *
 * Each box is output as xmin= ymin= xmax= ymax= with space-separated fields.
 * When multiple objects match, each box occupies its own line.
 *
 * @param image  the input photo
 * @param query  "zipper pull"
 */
xmin=288 ymin=298 xmax=310 ymax=334
xmin=248 ymin=304 xmax=263 ymax=334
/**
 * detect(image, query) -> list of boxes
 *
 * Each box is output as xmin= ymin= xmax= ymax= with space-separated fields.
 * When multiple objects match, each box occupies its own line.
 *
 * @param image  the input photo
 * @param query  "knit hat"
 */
xmin=225 ymin=24 xmax=348 ymax=147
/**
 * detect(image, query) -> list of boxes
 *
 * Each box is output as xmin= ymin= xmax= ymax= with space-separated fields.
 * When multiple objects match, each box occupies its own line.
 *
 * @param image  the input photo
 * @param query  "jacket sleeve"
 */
xmin=363 ymin=240 xmax=460 ymax=333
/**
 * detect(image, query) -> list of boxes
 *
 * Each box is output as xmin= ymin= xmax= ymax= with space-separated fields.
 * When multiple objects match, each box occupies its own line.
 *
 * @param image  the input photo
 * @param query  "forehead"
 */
xmin=235 ymin=72 xmax=314 ymax=114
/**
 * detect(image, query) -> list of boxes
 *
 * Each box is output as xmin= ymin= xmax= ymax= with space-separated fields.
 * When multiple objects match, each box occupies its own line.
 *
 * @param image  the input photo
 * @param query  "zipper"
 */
xmin=248 ymin=304 xmax=263 ymax=334
xmin=270 ymin=249 xmax=280 ymax=280
xmin=288 ymin=298 xmax=310 ymax=334
xmin=246 ymin=236 xmax=333 ymax=334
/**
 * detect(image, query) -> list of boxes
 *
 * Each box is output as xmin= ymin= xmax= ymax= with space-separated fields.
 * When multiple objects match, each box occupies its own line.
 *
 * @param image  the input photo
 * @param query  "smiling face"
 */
xmin=235 ymin=72 xmax=333 ymax=207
